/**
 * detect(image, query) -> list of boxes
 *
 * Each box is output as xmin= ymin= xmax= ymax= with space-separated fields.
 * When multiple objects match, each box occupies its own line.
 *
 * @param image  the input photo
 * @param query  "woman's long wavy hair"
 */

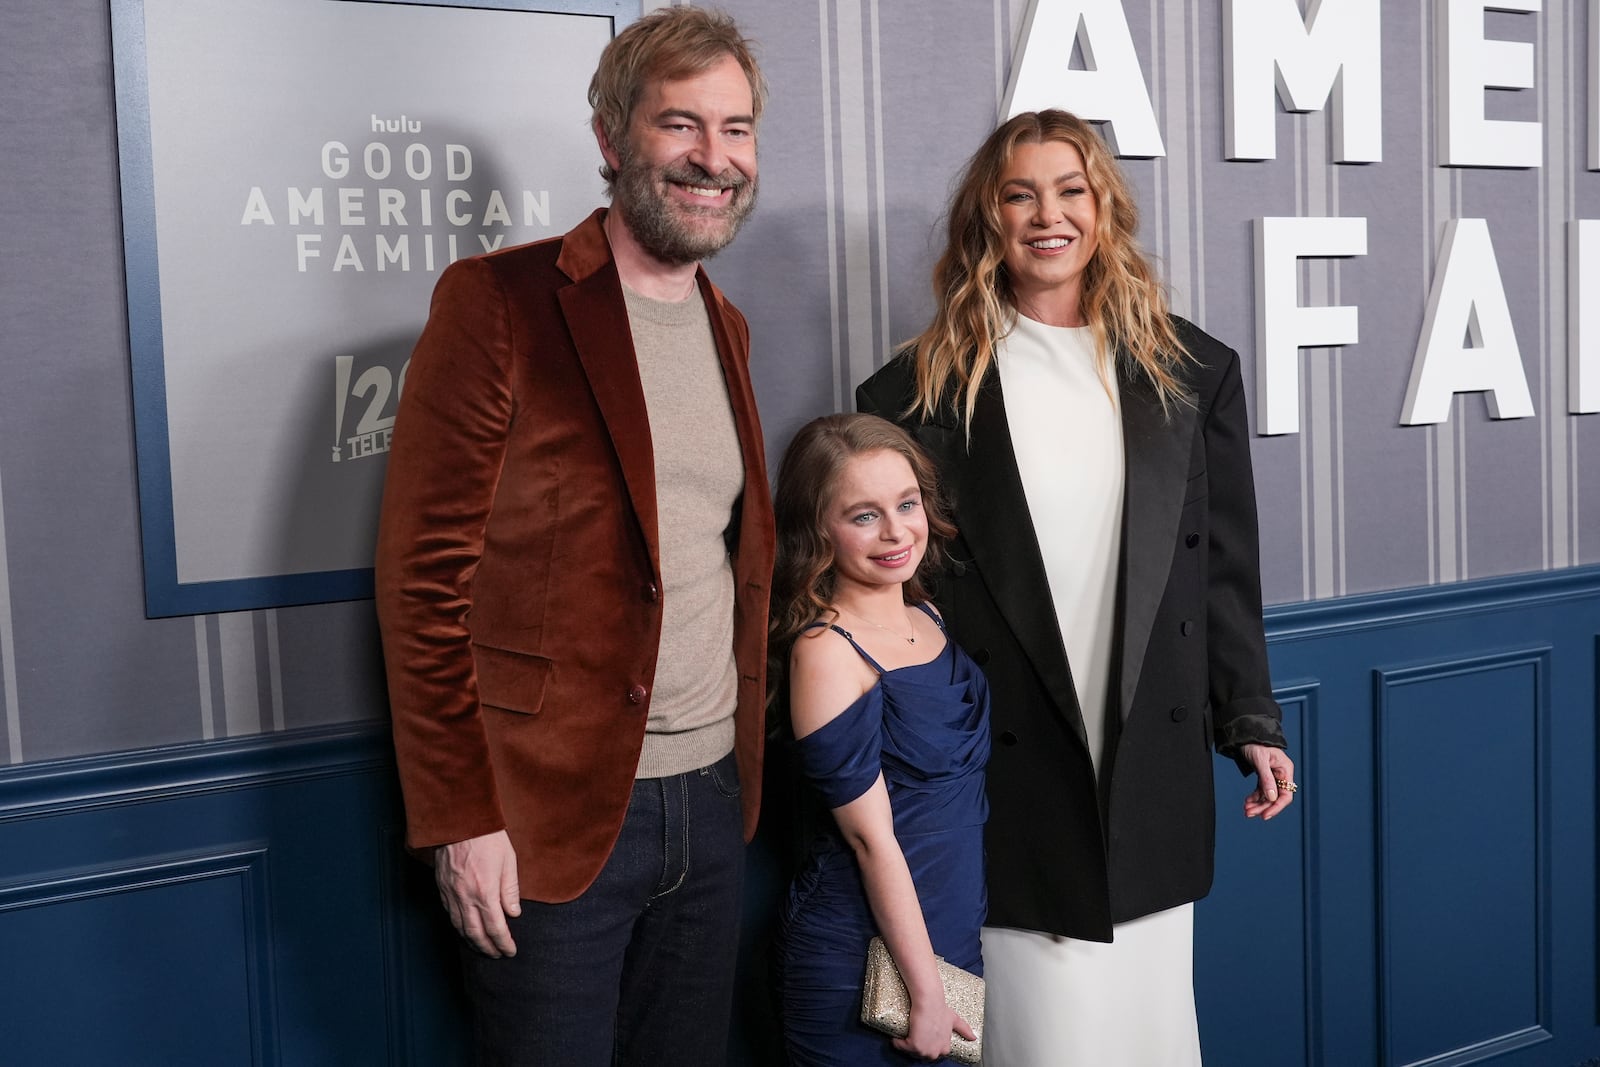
xmin=768 ymin=414 xmax=957 ymax=705
xmin=907 ymin=109 xmax=1190 ymax=427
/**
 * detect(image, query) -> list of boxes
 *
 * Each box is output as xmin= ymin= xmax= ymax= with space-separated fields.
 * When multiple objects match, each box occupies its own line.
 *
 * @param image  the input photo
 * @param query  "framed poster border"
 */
xmin=111 ymin=0 xmax=637 ymax=618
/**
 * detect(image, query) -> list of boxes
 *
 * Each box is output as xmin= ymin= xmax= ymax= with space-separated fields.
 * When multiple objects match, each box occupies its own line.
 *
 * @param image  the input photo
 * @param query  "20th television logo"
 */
xmin=331 ymin=353 xmax=407 ymax=462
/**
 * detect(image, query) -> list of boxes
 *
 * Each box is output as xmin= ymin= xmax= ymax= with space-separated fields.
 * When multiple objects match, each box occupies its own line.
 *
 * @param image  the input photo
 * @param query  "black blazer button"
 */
xmin=1185 ymin=532 xmax=1200 ymax=548
xmin=1180 ymin=620 xmax=1194 ymax=637
xmin=972 ymin=648 xmax=991 ymax=665
xmin=627 ymin=684 xmax=648 ymax=705
xmin=998 ymin=730 xmax=1019 ymax=746
xmin=1170 ymin=704 xmax=1188 ymax=722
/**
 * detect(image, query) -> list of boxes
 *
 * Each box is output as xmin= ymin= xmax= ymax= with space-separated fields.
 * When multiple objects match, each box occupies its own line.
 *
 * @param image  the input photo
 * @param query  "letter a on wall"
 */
xmin=1402 ymin=219 xmax=1536 ymax=425
xmin=1003 ymin=0 xmax=1166 ymax=157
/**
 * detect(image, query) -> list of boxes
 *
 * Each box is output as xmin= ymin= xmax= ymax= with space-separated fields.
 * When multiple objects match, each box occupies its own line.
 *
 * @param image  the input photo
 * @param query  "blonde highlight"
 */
xmin=907 ymin=110 xmax=1190 ymax=429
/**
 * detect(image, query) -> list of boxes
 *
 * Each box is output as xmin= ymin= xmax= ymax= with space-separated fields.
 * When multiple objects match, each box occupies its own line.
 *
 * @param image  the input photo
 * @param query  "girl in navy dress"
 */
xmin=771 ymin=413 xmax=990 ymax=1065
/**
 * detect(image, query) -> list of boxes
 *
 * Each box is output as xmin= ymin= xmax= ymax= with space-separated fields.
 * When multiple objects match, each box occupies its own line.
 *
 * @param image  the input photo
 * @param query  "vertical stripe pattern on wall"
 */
xmin=264 ymin=609 xmax=285 ymax=731
xmin=1157 ymin=2 xmax=1196 ymax=322
xmin=0 ymin=463 xmax=19 ymax=764
xmin=1299 ymin=110 xmax=1345 ymax=600
xmin=195 ymin=615 xmax=216 ymax=741
xmin=819 ymin=0 xmax=888 ymax=408
xmin=196 ymin=611 xmax=279 ymax=739
xmin=219 ymin=612 xmax=262 ymax=737
xmin=1542 ymin=2 xmax=1574 ymax=569
xmin=993 ymin=0 xmax=1009 ymax=107
xmin=1423 ymin=0 xmax=1463 ymax=584
xmin=1185 ymin=0 xmax=1208 ymax=328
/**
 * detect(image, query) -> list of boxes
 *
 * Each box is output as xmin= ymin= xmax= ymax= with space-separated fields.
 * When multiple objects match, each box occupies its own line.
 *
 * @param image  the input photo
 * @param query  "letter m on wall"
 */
xmin=1225 ymin=0 xmax=1383 ymax=161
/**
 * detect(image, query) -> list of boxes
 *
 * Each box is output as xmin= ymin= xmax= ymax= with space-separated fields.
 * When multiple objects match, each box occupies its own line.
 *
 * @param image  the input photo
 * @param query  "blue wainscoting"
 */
xmin=0 ymin=566 xmax=1596 ymax=1066
xmin=1198 ymin=566 xmax=1600 ymax=1067
xmin=0 ymin=727 xmax=469 ymax=1066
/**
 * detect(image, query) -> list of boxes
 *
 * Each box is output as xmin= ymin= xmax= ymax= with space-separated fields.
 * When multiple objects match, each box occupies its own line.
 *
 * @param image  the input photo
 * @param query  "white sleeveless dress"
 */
xmin=982 ymin=313 xmax=1202 ymax=1066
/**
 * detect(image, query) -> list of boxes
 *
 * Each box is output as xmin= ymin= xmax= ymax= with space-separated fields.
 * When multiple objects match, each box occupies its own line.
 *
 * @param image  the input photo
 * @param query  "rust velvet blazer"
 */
xmin=375 ymin=208 xmax=774 ymax=903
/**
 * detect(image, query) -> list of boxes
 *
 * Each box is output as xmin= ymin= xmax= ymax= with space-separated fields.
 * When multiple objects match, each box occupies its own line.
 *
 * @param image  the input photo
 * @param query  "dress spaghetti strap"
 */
xmin=800 ymin=619 xmax=887 ymax=675
xmin=801 ymin=601 xmax=942 ymax=675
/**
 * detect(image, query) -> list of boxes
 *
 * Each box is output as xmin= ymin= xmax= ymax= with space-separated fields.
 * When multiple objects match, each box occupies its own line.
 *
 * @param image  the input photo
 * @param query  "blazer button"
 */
xmin=1170 ymin=704 xmax=1189 ymax=722
xmin=1185 ymin=532 xmax=1200 ymax=548
xmin=627 ymin=684 xmax=647 ymax=705
xmin=644 ymin=582 xmax=660 ymax=602
xmin=972 ymin=648 xmax=991 ymax=665
xmin=1180 ymin=620 xmax=1195 ymax=637
xmin=998 ymin=730 xmax=1019 ymax=746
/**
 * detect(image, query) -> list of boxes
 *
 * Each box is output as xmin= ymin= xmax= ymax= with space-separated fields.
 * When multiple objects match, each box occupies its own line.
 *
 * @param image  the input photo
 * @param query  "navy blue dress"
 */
xmin=776 ymin=604 xmax=991 ymax=1066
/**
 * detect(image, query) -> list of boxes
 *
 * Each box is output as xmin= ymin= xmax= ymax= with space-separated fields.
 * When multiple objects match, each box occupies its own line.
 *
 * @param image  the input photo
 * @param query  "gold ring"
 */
xmin=1275 ymin=778 xmax=1288 ymax=789
xmin=1283 ymin=781 xmax=1299 ymax=793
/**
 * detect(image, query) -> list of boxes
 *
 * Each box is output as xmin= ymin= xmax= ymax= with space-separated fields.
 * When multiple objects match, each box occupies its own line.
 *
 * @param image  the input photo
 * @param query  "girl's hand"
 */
xmin=891 ymin=996 xmax=975 ymax=1061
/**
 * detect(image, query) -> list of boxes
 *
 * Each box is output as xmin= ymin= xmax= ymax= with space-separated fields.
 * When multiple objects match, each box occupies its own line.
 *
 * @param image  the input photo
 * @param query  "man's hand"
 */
xmin=435 ymin=830 xmax=521 ymax=957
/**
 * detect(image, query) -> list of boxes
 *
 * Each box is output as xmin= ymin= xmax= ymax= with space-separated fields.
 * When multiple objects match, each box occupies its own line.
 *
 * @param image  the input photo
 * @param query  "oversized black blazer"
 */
xmin=857 ymin=316 xmax=1285 ymax=942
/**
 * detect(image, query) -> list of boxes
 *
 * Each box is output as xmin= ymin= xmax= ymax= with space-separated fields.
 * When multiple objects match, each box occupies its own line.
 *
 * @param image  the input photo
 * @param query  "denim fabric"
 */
xmin=460 ymin=751 xmax=745 ymax=1066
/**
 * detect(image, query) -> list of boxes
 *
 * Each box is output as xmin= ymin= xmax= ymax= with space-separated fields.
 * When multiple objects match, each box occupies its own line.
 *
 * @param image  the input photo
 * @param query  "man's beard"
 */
xmin=612 ymin=148 xmax=757 ymax=266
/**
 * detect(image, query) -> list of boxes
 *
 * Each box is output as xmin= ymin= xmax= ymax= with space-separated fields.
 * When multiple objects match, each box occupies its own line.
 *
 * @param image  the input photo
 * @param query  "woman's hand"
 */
xmin=1241 ymin=743 xmax=1297 ymax=820
xmin=892 ymin=996 xmax=975 ymax=1062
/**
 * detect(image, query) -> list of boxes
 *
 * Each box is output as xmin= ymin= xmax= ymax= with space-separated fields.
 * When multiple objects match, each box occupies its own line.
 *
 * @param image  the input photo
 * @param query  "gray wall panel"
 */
xmin=2 ymin=2 xmax=204 ymax=761
xmin=2 ymin=0 xmax=1598 ymax=763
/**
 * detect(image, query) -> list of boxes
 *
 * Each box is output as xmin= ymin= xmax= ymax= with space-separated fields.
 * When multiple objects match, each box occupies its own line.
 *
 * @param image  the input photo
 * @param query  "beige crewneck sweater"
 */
xmin=623 ymin=284 xmax=743 ymax=778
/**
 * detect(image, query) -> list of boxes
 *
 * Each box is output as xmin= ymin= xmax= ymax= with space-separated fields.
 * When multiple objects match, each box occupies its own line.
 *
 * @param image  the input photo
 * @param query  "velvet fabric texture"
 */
xmin=376 ymin=208 xmax=774 ymax=903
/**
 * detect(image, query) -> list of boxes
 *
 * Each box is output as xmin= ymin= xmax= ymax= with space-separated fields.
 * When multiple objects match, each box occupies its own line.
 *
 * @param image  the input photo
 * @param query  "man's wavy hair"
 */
xmin=906 ymin=109 xmax=1191 ymax=430
xmin=588 ymin=6 xmax=767 ymax=189
xmin=768 ymin=413 xmax=957 ymax=703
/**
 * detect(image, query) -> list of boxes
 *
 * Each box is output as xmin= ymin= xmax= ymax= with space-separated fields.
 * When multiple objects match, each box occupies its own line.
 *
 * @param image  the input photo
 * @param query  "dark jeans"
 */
xmin=460 ymin=751 xmax=745 ymax=1067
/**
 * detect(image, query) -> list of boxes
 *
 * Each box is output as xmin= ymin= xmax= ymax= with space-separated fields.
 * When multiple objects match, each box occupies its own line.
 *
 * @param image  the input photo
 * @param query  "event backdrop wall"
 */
xmin=3 ymin=0 xmax=1598 ymax=763
xmin=4 ymin=2 xmax=1600 ymax=1065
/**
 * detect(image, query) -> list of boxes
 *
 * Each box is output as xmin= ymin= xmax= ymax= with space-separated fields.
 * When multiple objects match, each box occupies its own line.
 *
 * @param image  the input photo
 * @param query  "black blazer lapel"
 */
xmin=1115 ymin=371 xmax=1197 ymax=723
xmin=949 ymin=374 xmax=1087 ymax=751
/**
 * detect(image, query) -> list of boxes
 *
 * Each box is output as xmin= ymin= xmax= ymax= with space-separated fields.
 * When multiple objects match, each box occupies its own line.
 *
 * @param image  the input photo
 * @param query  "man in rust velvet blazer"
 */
xmin=374 ymin=9 xmax=773 ymax=1064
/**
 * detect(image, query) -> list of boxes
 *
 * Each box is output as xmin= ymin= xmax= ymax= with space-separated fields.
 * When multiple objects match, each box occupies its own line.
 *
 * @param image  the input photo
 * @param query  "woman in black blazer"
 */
xmin=857 ymin=109 xmax=1295 ymax=1064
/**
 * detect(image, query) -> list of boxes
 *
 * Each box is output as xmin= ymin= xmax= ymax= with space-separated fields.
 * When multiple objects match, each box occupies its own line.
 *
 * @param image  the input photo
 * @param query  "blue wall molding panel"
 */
xmin=0 ymin=724 xmax=468 ymax=1067
xmin=1200 ymin=564 xmax=1600 ymax=1067
xmin=0 ymin=567 xmax=1596 ymax=1065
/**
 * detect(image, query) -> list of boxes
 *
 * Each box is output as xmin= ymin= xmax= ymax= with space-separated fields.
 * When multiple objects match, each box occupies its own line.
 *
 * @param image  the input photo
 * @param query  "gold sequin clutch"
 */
xmin=860 ymin=935 xmax=984 ymax=1066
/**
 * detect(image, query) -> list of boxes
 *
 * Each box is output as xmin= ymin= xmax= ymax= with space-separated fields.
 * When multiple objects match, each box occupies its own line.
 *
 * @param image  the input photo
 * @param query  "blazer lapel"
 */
xmin=949 ymin=374 xmax=1087 ymax=750
xmin=698 ymin=272 xmax=766 ymax=520
xmin=557 ymin=219 xmax=660 ymax=578
xmin=1115 ymin=370 xmax=1197 ymax=722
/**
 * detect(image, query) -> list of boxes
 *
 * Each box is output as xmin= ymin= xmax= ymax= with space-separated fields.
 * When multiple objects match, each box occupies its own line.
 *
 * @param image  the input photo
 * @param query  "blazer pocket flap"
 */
xmin=473 ymin=643 xmax=554 ymax=716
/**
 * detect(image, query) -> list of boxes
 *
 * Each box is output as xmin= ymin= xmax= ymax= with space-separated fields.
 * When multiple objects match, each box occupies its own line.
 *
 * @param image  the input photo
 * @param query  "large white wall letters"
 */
xmin=1001 ymin=0 xmax=1589 ymax=435
xmin=1003 ymin=0 xmax=1165 ymax=156
xmin=1568 ymin=221 xmax=1600 ymax=414
xmin=1402 ymin=219 xmax=1536 ymax=424
xmin=1224 ymin=0 xmax=1383 ymax=162
xmin=1436 ymin=0 xmax=1542 ymax=168
xmin=1253 ymin=217 xmax=1369 ymax=435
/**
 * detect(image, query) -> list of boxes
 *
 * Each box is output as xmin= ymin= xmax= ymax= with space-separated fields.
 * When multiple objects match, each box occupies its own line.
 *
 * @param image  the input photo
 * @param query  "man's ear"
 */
xmin=594 ymin=118 xmax=623 ymax=173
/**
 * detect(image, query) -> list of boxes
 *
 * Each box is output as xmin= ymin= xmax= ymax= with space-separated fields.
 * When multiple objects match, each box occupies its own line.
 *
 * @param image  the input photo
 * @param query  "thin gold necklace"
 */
xmin=835 ymin=605 xmax=916 ymax=644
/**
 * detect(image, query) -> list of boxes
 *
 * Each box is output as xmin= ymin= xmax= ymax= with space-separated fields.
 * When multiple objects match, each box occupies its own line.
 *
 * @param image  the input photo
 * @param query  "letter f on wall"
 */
xmin=1003 ymin=0 xmax=1165 ymax=157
